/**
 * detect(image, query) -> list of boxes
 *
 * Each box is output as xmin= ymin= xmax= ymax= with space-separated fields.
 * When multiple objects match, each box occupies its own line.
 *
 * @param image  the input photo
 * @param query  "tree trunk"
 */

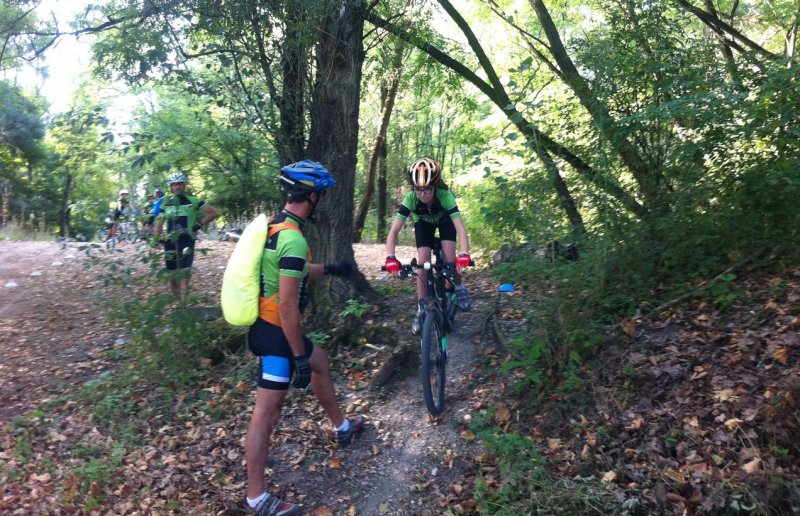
xmin=305 ymin=1 xmax=375 ymax=329
xmin=1 ymin=180 xmax=10 ymax=227
xmin=537 ymin=147 xmax=585 ymax=235
xmin=353 ymin=41 xmax=404 ymax=243
xmin=278 ymin=8 xmax=308 ymax=164
xmin=59 ymin=172 xmax=72 ymax=237
xmin=376 ymin=127 xmax=388 ymax=242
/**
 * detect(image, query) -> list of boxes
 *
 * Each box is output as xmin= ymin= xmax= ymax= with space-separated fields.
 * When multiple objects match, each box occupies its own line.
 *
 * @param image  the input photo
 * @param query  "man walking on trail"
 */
xmin=243 ymin=160 xmax=363 ymax=516
xmin=153 ymin=173 xmax=219 ymax=298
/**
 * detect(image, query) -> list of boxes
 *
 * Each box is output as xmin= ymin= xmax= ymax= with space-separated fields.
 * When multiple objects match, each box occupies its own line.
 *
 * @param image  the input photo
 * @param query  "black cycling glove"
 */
xmin=324 ymin=260 xmax=356 ymax=278
xmin=292 ymin=356 xmax=312 ymax=389
xmin=192 ymin=223 xmax=203 ymax=233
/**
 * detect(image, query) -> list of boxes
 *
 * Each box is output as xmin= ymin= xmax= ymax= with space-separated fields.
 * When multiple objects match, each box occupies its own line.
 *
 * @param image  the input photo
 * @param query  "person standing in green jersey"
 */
xmin=384 ymin=156 xmax=473 ymax=334
xmin=242 ymin=160 xmax=363 ymax=516
xmin=153 ymin=172 xmax=219 ymax=298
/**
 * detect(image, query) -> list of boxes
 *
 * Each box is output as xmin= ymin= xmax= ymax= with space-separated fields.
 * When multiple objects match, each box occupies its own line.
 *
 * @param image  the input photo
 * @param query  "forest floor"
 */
xmin=1 ymin=239 xmax=799 ymax=515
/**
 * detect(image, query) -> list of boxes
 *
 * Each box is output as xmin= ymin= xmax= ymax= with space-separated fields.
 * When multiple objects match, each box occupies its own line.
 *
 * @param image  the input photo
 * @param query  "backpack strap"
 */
xmin=267 ymin=221 xmax=302 ymax=238
xmin=258 ymin=221 xmax=310 ymax=327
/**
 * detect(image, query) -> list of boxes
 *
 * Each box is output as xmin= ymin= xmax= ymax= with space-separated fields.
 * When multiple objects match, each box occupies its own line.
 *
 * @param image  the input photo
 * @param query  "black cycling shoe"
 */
xmin=335 ymin=415 xmax=365 ymax=446
xmin=456 ymin=286 xmax=472 ymax=311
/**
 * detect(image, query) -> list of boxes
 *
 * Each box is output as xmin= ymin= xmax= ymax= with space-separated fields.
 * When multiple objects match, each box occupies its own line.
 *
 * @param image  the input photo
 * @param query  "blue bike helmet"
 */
xmin=280 ymin=160 xmax=336 ymax=195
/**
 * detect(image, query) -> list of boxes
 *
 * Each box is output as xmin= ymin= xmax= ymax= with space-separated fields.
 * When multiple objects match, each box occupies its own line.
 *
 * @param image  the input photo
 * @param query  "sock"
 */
xmin=417 ymin=299 xmax=426 ymax=311
xmin=336 ymin=419 xmax=350 ymax=432
xmin=247 ymin=493 xmax=268 ymax=509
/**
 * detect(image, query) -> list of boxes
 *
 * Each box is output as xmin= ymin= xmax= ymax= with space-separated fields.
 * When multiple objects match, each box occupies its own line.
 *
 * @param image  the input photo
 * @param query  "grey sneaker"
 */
xmin=335 ymin=415 xmax=365 ymax=447
xmin=243 ymin=494 xmax=299 ymax=516
xmin=412 ymin=300 xmax=426 ymax=334
xmin=456 ymin=286 xmax=472 ymax=311
xmin=411 ymin=312 xmax=423 ymax=334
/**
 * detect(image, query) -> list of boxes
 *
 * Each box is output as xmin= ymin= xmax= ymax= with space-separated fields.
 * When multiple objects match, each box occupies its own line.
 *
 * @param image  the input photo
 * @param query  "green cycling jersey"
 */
xmin=395 ymin=188 xmax=462 ymax=225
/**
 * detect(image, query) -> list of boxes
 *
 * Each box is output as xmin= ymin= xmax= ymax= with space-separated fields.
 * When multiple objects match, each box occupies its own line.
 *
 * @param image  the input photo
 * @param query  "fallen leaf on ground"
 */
xmin=741 ymin=457 xmax=761 ymax=474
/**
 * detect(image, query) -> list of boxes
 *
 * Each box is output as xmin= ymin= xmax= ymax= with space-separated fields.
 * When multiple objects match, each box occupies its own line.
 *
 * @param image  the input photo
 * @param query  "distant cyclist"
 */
xmin=153 ymin=173 xmax=219 ymax=298
xmin=145 ymin=189 xmax=165 ymax=228
xmin=384 ymin=156 xmax=472 ymax=333
xmin=106 ymin=189 xmax=134 ymax=239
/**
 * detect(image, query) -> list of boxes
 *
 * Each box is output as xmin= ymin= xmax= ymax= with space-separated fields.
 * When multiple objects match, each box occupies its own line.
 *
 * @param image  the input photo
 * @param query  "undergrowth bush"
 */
xmin=75 ymin=242 xmax=244 ymax=436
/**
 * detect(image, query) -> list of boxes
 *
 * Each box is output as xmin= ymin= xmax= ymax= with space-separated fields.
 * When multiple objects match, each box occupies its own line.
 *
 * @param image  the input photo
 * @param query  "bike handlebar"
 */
xmin=381 ymin=258 xmax=474 ymax=280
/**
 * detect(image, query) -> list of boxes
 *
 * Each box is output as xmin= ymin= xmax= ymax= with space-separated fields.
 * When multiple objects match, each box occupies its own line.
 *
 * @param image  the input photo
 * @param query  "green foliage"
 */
xmin=0 ymin=221 xmax=55 ymax=241
xmin=81 ymin=244 xmax=228 ymax=387
xmin=339 ymin=298 xmax=374 ymax=318
xmin=306 ymin=331 xmax=331 ymax=347
xmin=705 ymin=273 xmax=741 ymax=309
xmin=493 ymin=246 xmax=611 ymax=399
xmin=121 ymin=82 xmax=282 ymax=220
xmin=0 ymin=80 xmax=46 ymax=160
xmin=70 ymin=442 xmax=127 ymax=508
xmin=458 ymin=153 xmax=577 ymax=253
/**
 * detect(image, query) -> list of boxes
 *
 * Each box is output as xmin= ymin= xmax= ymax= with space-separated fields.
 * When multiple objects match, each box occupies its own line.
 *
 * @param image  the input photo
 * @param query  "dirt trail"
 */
xmin=0 ymin=240 xmax=495 ymax=514
xmin=0 ymin=242 xmax=118 ymax=421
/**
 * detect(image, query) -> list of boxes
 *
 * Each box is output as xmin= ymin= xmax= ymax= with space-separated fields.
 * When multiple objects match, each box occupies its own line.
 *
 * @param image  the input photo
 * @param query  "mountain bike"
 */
xmin=118 ymin=220 xmax=141 ymax=243
xmin=383 ymin=238 xmax=472 ymax=415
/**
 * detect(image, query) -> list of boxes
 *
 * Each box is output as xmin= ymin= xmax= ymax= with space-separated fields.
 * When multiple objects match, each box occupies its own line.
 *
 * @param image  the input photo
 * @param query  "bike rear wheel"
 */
xmin=420 ymin=310 xmax=446 ymax=415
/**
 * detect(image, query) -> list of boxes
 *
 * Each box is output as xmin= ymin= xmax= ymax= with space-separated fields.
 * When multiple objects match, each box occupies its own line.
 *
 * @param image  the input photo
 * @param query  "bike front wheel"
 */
xmin=420 ymin=310 xmax=446 ymax=415
xmin=124 ymin=223 xmax=138 ymax=243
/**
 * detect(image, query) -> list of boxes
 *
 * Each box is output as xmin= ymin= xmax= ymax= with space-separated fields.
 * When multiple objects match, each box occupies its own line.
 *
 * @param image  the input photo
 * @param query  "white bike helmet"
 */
xmin=407 ymin=157 xmax=441 ymax=187
xmin=167 ymin=172 xmax=188 ymax=185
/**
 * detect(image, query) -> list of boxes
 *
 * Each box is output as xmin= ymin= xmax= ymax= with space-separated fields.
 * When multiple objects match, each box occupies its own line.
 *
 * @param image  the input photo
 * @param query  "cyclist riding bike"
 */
xmin=384 ymin=156 xmax=473 ymax=333
xmin=106 ymin=189 xmax=134 ymax=239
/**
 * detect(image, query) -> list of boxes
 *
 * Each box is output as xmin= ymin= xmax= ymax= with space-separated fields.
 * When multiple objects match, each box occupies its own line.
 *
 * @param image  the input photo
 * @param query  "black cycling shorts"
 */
xmin=414 ymin=217 xmax=456 ymax=249
xmin=248 ymin=318 xmax=315 ymax=390
xmin=164 ymin=234 xmax=195 ymax=270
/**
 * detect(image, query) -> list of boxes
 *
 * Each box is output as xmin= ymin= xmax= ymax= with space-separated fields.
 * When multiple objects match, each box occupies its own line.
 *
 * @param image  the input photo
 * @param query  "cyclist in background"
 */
xmin=153 ymin=174 xmax=219 ymax=298
xmin=384 ymin=156 xmax=472 ymax=334
xmin=145 ymin=189 xmax=165 ymax=228
xmin=106 ymin=189 xmax=134 ymax=239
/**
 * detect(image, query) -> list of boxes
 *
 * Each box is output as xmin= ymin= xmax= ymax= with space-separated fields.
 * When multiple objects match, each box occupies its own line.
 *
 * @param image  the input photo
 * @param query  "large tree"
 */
xmin=69 ymin=0 xmax=374 ymax=321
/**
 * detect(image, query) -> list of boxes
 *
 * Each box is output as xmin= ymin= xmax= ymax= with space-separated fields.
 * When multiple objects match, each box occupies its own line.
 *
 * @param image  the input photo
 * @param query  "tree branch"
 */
xmin=673 ymin=0 xmax=781 ymax=61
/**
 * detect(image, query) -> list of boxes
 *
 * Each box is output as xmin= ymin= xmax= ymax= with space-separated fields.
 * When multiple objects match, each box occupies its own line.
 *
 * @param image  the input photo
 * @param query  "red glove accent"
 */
xmin=456 ymin=253 xmax=472 ymax=269
xmin=385 ymin=256 xmax=401 ymax=273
